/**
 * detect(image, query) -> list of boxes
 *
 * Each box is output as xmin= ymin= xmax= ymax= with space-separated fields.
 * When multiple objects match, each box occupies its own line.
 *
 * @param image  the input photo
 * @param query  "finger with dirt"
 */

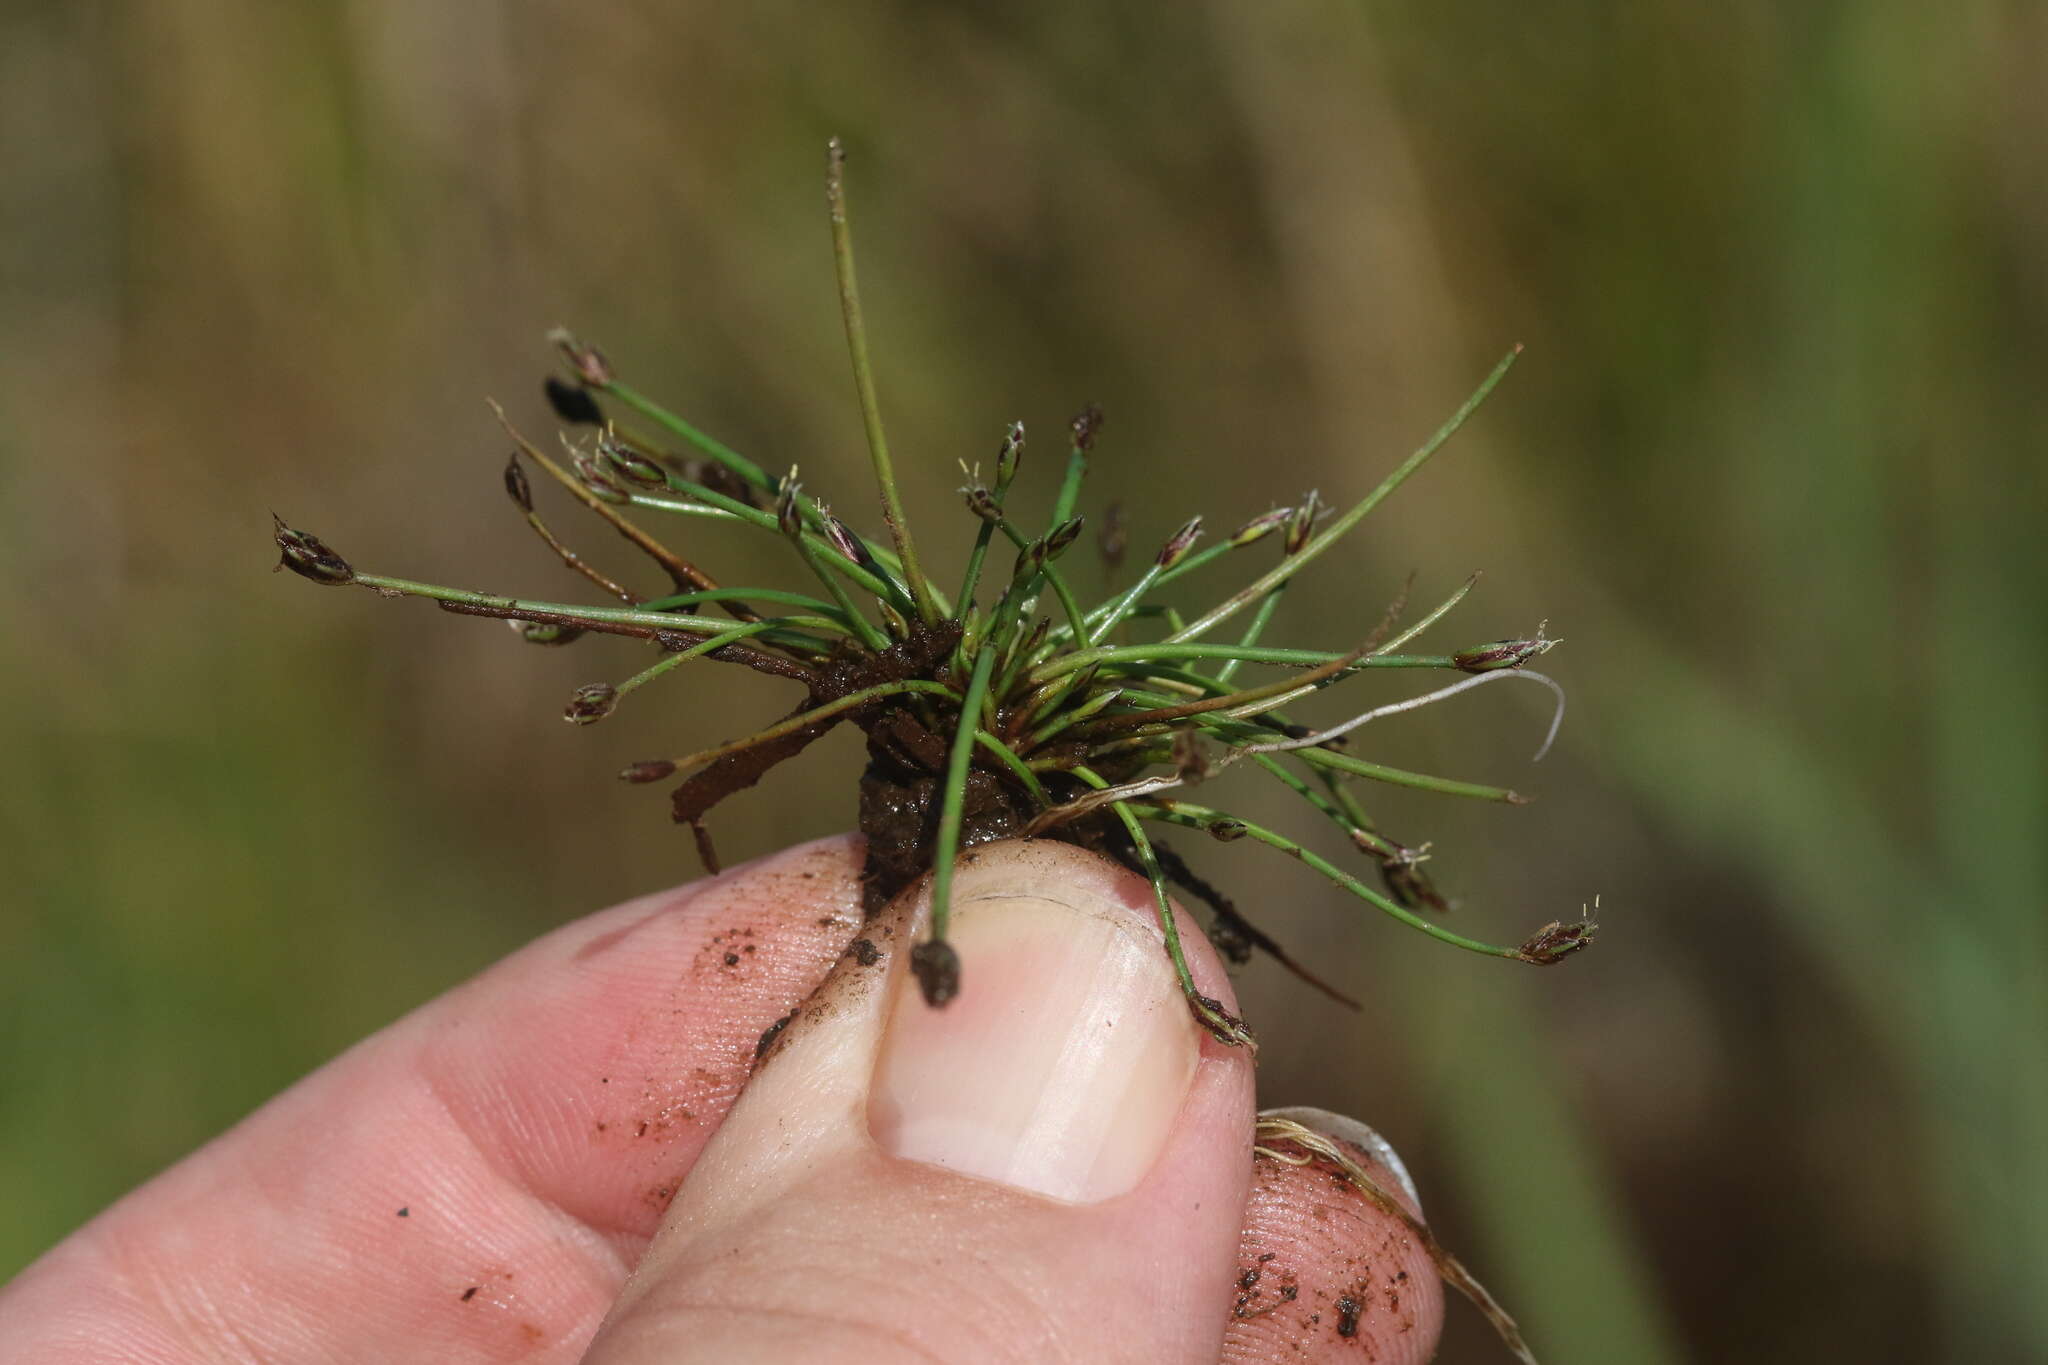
xmin=583 ymin=838 xmax=1264 ymax=1364
xmin=1 ymin=836 xmax=1443 ymax=1363
xmin=1223 ymin=1107 xmax=1445 ymax=1363
xmin=0 ymin=838 xmax=867 ymax=1363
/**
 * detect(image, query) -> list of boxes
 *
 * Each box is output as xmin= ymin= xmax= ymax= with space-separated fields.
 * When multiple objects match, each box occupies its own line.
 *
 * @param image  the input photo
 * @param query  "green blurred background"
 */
xmin=4 ymin=3 xmax=2043 ymax=1361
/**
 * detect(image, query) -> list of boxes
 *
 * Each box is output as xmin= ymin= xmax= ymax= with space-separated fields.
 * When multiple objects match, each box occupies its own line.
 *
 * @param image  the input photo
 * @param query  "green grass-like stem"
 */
xmin=1294 ymin=748 xmax=1524 ymax=804
xmin=1047 ymin=540 xmax=1236 ymax=646
xmin=1236 ymin=668 xmax=1565 ymax=764
xmin=640 ymin=586 xmax=845 ymax=619
xmin=1374 ymin=573 xmax=1479 ymax=656
xmin=598 ymin=377 xmax=912 ymax=593
xmin=352 ymin=574 xmax=842 ymax=648
xmin=1075 ymin=639 xmax=1375 ymax=735
xmin=1171 ymin=346 xmax=1521 ymax=644
xmin=670 ymin=679 xmax=963 ymax=775
xmin=784 ymin=525 xmax=895 ymax=652
xmin=624 ymin=486 xmax=925 ymax=620
xmin=1049 ymin=441 xmax=1089 ymax=530
xmin=1247 ymin=754 xmax=1419 ymax=870
xmin=927 ymin=646 xmax=1001 ymax=947
xmin=973 ymin=728 xmax=1050 ymax=806
xmin=493 ymin=404 xmax=726 ymax=602
xmin=956 ymin=452 xmax=1021 ymax=614
xmin=826 ymin=139 xmax=940 ymax=625
xmin=1088 ymin=686 xmax=1524 ymax=802
xmin=981 ymin=512 xmax=1094 ymax=644
xmin=1031 ymin=643 xmax=1455 ymax=685
xmin=1025 ymin=684 xmax=1127 ymax=747
xmin=1074 ymin=767 xmax=1254 ymax=1049
xmin=612 ymin=620 xmax=803 ymax=699
xmin=1131 ymin=799 xmax=1526 ymax=960
xmin=1087 ymin=561 xmax=1165 ymax=645
xmin=1215 ymin=582 xmax=1289 ymax=684
xmin=601 ymin=380 xmax=771 ymax=491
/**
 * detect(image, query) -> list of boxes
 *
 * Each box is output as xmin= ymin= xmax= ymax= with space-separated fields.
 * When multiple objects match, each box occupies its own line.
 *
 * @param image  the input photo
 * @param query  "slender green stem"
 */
xmin=976 ymin=511 xmax=1093 ymax=646
xmin=989 ymin=612 xmax=1049 ymax=725
xmin=601 ymin=380 xmax=909 ymax=586
xmin=977 ymin=573 xmax=1031 ymax=668
xmin=957 ymin=458 xmax=1020 ymax=613
xmin=1172 ymin=346 xmax=1521 ymax=643
xmin=491 ymin=403 xmax=728 ymax=605
xmin=1075 ymin=640 xmax=1373 ymax=735
xmin=1248 ymin=751 xmax=1360 ymax=831
xmin=1297 ymin=748 xmax=1524 ymax=804
xmin=615 ymin=620 xmax=795 ymax=697
xmin=510 ymin=494 xmax=636 ymax=604
xmin=826 ymin=139 xmax=940 ymax=625
xmin=1050 ymin=442 xmax=1089 ymax=530
xmin=1076 ymin=767 xmax=1254 ymax=1049
xmin=787 ymin=534 xmax=894 ymax=651
xmin=672 ymin=679 xmax=961 ymax=774
xmin=957 ymin=515 xmax=1004 ymax=615
xmin=1216 ymin=581 xmax=1289 ymax=683
xmin=642 ymin=586 xmax=846 ymax=619
xmin=1150 ymin=538 xmax=1236 ymax=589
xmin=1249 ymin=753 xmax=1410 ymax=865
xmin=1088 ymin=562 xmax=1164 ymax=645
xmin=1073 ymin=603 xmax=1192 ymax=637
xmin=602 ymin=380 xmax=771 ymax=491
xmin=1081 ymin=685 xmax=1522 ymax=801
xmin=625 ymin=487 xmax=920 ymax=619
xmin=1031 ymin=563 xmax=1093 ymax=650
xmin=1233 ymin=667 xmax=1564 ymax=763
xmin=1026 ymin=684 xmax=1126 ymax=748
xmin=1105 ymin=805 xmax=1205 ymax=1011
xmin=1006 ymin=665 xmax=1093 ymax=742
xmin=639 ymin=464 xmax=918 ymax=609
xmin=1131 ymin=799 xmax=1526 ymax=960
xmin=981 ymin=532 xmax=1079 ymax=706
xmin=928 ymin=647 xmax=1001 ymax=946
xmin=1322 ymin=771 xmax=1380 ymax=833
xmin=973 ymin=728 xmax=1049 ymax=806
xmin=1031 ymin=642 xmax=1455 ymax=685
xmin=1046 ymin=541 xmax=1235 ymax=647
xmin=352 ymin=573 xmax=839 ymax=646
xmin=1098 ymin=660 xmax=1429 ymax=715
xmin=1094 ymin=683 xmax=1321 ymax=730
xmin=1374 ymin=573 xmax=1479 ymax=656
xmin=615 ymin=494 xmax=747 ymax=524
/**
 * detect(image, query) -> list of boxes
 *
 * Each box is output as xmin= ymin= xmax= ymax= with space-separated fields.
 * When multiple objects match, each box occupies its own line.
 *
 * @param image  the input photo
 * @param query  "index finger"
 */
xmin=0 ymin=836 xmax=862 ymax=1363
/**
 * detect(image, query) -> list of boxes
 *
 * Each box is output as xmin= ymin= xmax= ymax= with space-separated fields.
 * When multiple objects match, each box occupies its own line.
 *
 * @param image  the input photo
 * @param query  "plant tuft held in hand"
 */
xmin=272 ymin=140 xmax=1593 ymax=1053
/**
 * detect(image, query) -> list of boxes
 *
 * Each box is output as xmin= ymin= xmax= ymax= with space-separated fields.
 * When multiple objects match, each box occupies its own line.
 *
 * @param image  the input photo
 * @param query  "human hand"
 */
xmin=1 ymin=837 xmax=1441 ymax=1362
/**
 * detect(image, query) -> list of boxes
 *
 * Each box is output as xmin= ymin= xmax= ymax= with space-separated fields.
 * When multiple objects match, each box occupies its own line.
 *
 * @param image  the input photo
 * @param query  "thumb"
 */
xmin=584 ymin=838 xmax=1257 ymax=1364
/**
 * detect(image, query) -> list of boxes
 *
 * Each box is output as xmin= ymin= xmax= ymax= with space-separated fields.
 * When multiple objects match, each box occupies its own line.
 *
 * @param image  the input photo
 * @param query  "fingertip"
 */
xmin=1258 ymin=1106 xmax=1421 ymax=1210
xmin=870 ymin=837 xmax=1248 ymax=1204
xmin=1221 ymin=1112 xmax=1444 ymax=1364
xmin=408 ymin=834 xmax=870 ymax=1243
xmin=0 ymin=836 xmax=880 ymax=1365
xmin=587 ymin=837 xmax=1260 ymax=1364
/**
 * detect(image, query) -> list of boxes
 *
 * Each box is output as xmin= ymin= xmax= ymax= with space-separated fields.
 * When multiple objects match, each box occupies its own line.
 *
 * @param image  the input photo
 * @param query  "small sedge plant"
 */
xmin=274 ymin=139 xmax=1589 ymax=1362
xmin=274 ymin=140 xmax=1593 ymax=1042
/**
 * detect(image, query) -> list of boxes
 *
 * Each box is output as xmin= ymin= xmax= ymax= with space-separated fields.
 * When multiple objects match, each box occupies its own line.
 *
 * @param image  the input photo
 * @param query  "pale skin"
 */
xmin=0 ymin=836 xmax=1441 ymax=1363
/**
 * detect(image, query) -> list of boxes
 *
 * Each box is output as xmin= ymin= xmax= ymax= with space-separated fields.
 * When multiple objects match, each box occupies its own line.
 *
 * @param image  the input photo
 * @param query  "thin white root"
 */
xmin=1029 ymin=669 xmax=1567 ymax=837
xmin=1252 ymin=1114 xmax=1540 ymax=1364
xmin=1021 ymin=772 xmax=1192 ymax=835
xmin=1232 ymin=667 xmax=1567 ymax=763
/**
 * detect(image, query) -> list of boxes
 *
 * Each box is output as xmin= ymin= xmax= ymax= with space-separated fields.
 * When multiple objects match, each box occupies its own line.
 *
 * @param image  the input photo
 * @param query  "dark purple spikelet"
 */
xmin=563 ymin=682 xmax=619 ymax=725
xmin=271 ymin=516 xmax=354 ymax=585
xmin=544 ymin=376 xmax=605 ymax=426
